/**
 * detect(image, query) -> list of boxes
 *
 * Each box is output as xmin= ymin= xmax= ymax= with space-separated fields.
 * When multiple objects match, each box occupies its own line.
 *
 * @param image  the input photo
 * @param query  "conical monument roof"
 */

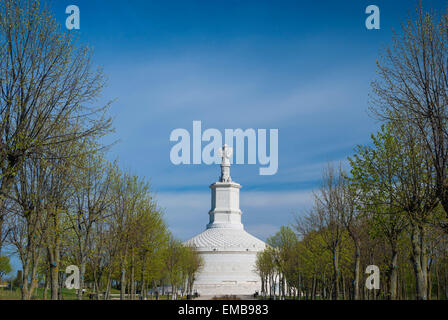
xmin=185 ymin=227 xmax=266 ymax=252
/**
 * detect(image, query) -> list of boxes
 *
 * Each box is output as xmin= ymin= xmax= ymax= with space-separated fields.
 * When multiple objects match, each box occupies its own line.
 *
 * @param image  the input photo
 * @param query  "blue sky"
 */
xmin=41 ymin=0 xmax=446 ymax=244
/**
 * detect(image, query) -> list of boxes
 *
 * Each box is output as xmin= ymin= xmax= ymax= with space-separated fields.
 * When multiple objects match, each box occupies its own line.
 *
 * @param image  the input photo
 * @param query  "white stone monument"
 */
xmin=184 ymin=145 xmax=266 ymax=296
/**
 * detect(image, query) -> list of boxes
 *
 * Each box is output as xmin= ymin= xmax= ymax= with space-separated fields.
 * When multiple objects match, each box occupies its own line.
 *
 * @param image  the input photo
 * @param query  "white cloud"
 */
xmin=241 ymin=190 xmax=313 ymax=208
xmin=157 ymin=192 xmax=209 ymax=210
xmin=157 ymin=189 xmax=314 ymax=241
xmin=157 ymin=189 xmax=313 ymax=215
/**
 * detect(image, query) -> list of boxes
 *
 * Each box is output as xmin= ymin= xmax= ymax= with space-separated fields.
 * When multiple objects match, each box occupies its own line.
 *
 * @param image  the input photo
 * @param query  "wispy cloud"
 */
xmin=245 ymin=224 xmax=280 ymax=240
xmin=157 ymin=189 xmax=313 ymax=241
xmin=241 ymin=190 xmax=313 ymax=207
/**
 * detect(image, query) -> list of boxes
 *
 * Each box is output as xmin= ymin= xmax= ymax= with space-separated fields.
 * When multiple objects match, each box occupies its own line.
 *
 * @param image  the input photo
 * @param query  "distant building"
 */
xmin=184 ymin=145 xmax=266 ymax=296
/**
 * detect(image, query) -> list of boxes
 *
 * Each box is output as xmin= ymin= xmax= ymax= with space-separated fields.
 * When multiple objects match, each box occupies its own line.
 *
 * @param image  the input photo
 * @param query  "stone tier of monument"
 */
xmin=184 ymin=145 xmax=266 ymax=296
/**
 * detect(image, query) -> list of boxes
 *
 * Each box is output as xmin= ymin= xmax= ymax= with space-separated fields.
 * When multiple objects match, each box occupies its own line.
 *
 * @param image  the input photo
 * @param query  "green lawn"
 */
xmin=0 ymin=287 xmax=126 ymax=300
xmin=0 ymin=287 xmax=88 ymax=300
xmin=0 ymin=287 xmax=185 ymax=300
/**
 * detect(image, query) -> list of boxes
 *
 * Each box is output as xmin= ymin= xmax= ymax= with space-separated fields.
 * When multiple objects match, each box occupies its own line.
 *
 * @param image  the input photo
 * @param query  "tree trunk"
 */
xmin=21 ymin=260 xmax=39 ymax=300
xmin=0 ymin=214 xmax=4 ymax=255
xmin=332 ymin=248 xmax=340 ymax=300
xmin=281 ymin=275 xmax=285 ymax=299
xmin=130 ymin=254 xmax=135 ymax=300
xmin=48 ymin=242 xmax=60 ymax=301
xmin=410 ymin=224 xmax=428 ymax=300
xmin=389 ymin=247 xmax=399 ymax=300
xmin=435 ymin=263 xmax=440 ymax=300
xmin=427 ymin=266 xmax=432 ymax=300
xmin=77 ymin=261 xmax=86 ymax=300
xmin=43 ymin=271 xmax=49 ymax=300
xmin=140 ymin=264 xmax=146 ymax=300
xmin=311 ymin=275 xmax=316 ymax=300
xmin=120 ymin=264 xmax=126 ymax=300
xmin=48 ymin=211 xmax=61 ymax=300
xmin=353 ymin=240 xmax=361 ymax=300
xmin=49 ymin=260 xmax=59 ymax=300
xmin=105 ymin=271 xmax=112 ymax=300
xmin=0 ymin=174 xmax=16 ymax=253
xmin=21 ymin=264 xmax=30 ymax=300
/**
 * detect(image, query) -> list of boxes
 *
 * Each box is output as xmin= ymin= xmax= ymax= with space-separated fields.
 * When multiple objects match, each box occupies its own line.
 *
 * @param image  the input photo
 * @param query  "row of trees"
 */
xmin=5 ymin=153 xmax=202 ymax=300
xmin=257 ymin=162 xmax=448 ymax=300
xmin=256 ymin=4 xmax=448 ymax=300
xmin=0 ymin=0 xmax=202 ymax=300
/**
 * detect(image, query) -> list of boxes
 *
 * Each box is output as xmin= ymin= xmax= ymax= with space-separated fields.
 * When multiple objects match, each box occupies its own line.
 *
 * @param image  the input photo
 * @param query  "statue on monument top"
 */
xmin=218 ymin=144 xmax=232 ymax=182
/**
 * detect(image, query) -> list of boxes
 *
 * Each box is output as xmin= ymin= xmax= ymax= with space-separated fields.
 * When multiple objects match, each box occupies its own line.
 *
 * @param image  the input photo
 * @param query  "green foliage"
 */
xmin=348 ymin=123 xmax=408 ymax=245
xmin=0 ymin=256 xmax=12 ymax=280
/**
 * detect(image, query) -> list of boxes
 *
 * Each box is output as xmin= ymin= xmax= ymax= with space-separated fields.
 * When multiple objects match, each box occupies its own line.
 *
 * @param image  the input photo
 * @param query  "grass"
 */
xmin=0 ymin=287 xmax=82 ymax=300
xmin=0 ymin=287 xmax=187 ymax=300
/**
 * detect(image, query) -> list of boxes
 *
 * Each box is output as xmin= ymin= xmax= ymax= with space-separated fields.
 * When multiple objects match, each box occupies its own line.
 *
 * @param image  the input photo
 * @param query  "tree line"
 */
xmin=0 ymin=0 xmax=202 ymax=300
xmin=256 ymin=4 xmax=448 ymax=300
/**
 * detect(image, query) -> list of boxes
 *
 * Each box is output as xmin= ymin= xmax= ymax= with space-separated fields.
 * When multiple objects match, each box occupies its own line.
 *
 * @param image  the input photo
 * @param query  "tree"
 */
xmin=0 ymin=255 xmax=11 ymax=281
xmin=183 ymin=247 xmax=203 ymax=297
xmin=43 ymin=130 xmax=86 ymax=300
xmin=297 ymin=164 xmax=346 ymax=300
xmin=67 ymin=150 xmax=113 ymax=300
xmin=349 ymin=123 xmax=438 ymax=299
xmin=255 ymin=248 xmax=275 ymax=298
xmin=164 ymin=238 xmax=184 ymax=300
xmin=133 ymin=201 xmax=169 ymax=300
xmin=266 ymin=226 xmax=298 ymax=299
xmin=349 ymin=124 xmax=408 ymax=299
xmin=107 ymin=170 xmax=152 ymax=300
xmin=8 ymin=155 xmax=50 ymax=299
xmin=0 ymin=0 xmax=112 ymax=253
xmin=371 ymin=3 xmax=448 ymax=233
xmin=339 ymin=176 xmax=364 ymax=300
xmin=296 ymin=229 xmax=335 ymax=300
